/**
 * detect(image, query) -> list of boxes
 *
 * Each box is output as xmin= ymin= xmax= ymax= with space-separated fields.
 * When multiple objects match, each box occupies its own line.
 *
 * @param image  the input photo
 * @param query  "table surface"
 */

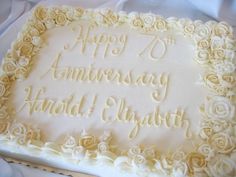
xmin=0 ymin=0 xmax=235 ymax=177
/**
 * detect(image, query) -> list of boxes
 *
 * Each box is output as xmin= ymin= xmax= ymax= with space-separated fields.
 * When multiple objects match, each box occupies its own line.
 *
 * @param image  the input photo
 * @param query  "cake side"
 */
xmin=0 ymin=6 xmax=235 ymax=177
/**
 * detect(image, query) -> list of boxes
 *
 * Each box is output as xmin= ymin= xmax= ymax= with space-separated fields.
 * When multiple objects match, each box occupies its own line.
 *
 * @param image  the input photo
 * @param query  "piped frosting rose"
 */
xmin=172 ymin=161 xmax=188 ymax=177
xmin=195 ymin=50 xmax=210 ymax=65
xmin=0 ymin=83 xmax=6 ymax=97
xmin=219 ymin=73 xmax=236 ymax=88
xmin=128 ymin=146 xmax=142 ymax=157
xmin=0 ymin=106 xmax=9 ymax=120
xmin=0 ymin=121 xmax=9 ymax=134
xmin=195 ymin=24 xmax=210 ymax=38
xmin=79 ymin=131 xmax=97 ymax=150
xmin=186 ymin=152 xmax=206 ymax=174
xmin=33 ymin=21 xmax=46 ymax=34
xmin=154 ymin=17 xmax=167 ymax=31
xmin=55 ymin=11 xmax=67 ymax=26
xmin=213 ymin=22 xmax=233 ymax=37
xmin=34 ymin=6 xmax=47 ymax=21
xmin=208 ymin=155 xmax=235 ymax=177
xmin=199 ymin=126 xmax=214 ymax=139
xmin=132 ymin=154 xmax=148 ymax=170
xmin=44 ymin=19 xmax=56 ymax=29
xmin=183 ymin=22 xmax=195 ymax=35
xmin=208 ymin=132 xmax=234 ymax=153
xmin=197 ymin=39 xmax=210 ymax=49
xmin=2 ymin=61 xmax=17 ymax=75
xmin=9 ymin=123 xmax=27 ymax=138
xmin=141 ymin=13 xmax=156 ymax=28
xmin=98 ymin=142 xmax=110 ymax=153
xmin=214 ymin=61 xmax=236 ymax=75
xmin=143 ymin=147 xmax=156 ymax=160
xmin=212 ymin=48 xmax=225 ymax=61
xmin=197 ymin=144 xmax=214 ymax=160
xmin=18 ymin=57 xmax=30 ymax=67
xmin=61 ymin=136 xmax=77 ymax=153
xmin=129 ymin=13 xmax=143 ymax=29
xmin=204 ymin=96 xmax=235 ymax=120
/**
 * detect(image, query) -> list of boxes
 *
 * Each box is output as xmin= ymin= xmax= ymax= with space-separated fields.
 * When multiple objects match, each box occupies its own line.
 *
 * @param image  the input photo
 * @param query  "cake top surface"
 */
xmin=0 ymin=5 xmax=235 ymax=177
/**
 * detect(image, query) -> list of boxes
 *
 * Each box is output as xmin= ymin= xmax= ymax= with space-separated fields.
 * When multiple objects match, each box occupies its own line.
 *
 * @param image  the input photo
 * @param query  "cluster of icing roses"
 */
xmin=203 ymin=71 xmax=235 ymax=97
xmin=0 ymin=122 xmax=41 ymax=146
xmin=194 ymin=21 xmax=235 ymax=64
xmin=114 ymin=146 xmax=208 ymax=177
xmin=154 ymin=151 xmax=207 ymax=177
xmin=198 ymin=142 xmax=236 ymax=177
xmin=165 ymin=15 xmax=236 ymax=177
xmin=207 ymin=153 xmax=236 ymax=177
xmin=174 ymin=18 xmax=196 ymax=37
xmin=92 ymin=9 xmax=168 ymax=32
xmin=127 ymin=12 xmax=167 ymax=32
xmin=0 ymin=75 xmax=11 ymax=104
xmin=158 ymin=148 xmax=235 ymax=177
xmin=203 ymin=59 xmax=235 ymax=97
xmin=127 ymin=146 xmax=156 ymax=170
xmin=198 ymin=92 xmax=236 ymax=176
xmin=3 ymin=40 xmax=37 ymax=80
xmin=2 ymin=15 xmax=44 ymax=79
xmin=34 ymin=6 xmax=84 ymax=27
xmin=1 ymin=6 xmax=85 ymax=80
xmin=93 ymin=9 xmax=121 ymax=26
xmin=114 ymin=145 xmax=156 ymax=175
xmin=193 ymin=21 xmax=236 ymax=97
xmin=199 ymin=119 xmax=235 ymax=153
xmin=0 ymin=103 xmax=10 ymax=133
xmin=59 ymin=130 xmax=117 ymax=163
xmin=191 ymin=17 xmax=236 ymax=177
xmin=0 ymin=75 xmax=12 ymax=135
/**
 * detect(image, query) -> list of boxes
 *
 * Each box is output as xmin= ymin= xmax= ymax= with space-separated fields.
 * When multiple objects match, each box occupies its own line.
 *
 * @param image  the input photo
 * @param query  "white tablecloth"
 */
xmin=0 ymin=0 xmax=235 ymax=177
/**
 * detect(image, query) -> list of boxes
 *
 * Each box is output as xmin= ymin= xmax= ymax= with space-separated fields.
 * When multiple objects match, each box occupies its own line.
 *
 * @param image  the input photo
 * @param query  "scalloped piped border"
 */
xmin=0 ymin=5 xmax=235 ymax=177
